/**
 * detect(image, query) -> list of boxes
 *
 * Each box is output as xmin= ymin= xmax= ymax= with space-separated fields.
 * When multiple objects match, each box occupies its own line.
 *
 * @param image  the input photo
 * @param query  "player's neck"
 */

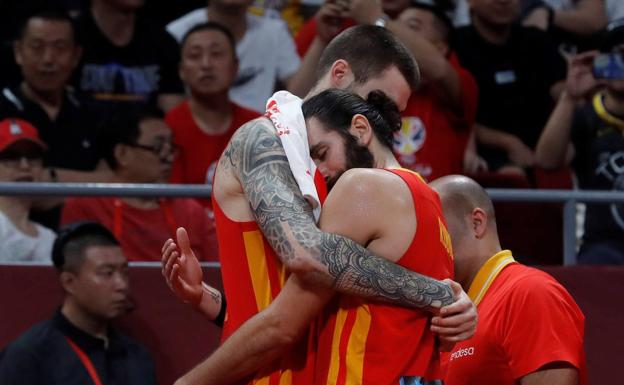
xmin=189 ymin=94 xmax=233 ymax=135
xmin=372 ymin=144 xmax=401 ymax=169
xmin=463 ymin=242 xmax=503 ymax=291
xmin=61 ymin=301 xmax=109 ymax=340
xmin=91 ymin=1 xmax=135 ymax=46
xmin=207 ymin=6 xmax=247 ymax=43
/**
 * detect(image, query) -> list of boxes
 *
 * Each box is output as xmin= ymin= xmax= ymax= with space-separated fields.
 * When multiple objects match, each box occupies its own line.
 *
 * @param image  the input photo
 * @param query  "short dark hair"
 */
xmin=409 ymin=0 xmax=455 ymax=42
xmin=102 ymin=107 xmax=164 ymax=170
xmin=302 ymin=89 xmax=402 ymax=149
xmin=317 ymin=25 xmax=420 ymax=91
xmin=17 ymin=10 xmax=76 ymax=42
xmin=52 ymin=221 xmax=120 ymax=272
xmin=180 ymin=22 xmax=237 ymax=60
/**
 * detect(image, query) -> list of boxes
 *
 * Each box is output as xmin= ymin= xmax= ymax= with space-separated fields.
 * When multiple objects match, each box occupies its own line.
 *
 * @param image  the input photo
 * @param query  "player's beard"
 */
xmin=326 ymin=134 xmax=374 ymax=191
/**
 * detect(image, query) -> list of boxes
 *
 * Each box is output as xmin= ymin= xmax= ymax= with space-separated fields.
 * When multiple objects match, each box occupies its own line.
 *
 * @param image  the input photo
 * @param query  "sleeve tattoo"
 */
xmin=220 ymin=119 xmax=454 ymax=310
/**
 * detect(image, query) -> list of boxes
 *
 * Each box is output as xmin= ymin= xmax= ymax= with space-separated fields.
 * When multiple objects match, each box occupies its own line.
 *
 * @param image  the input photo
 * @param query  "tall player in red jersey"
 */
xmin=431 ymin=175 xmax=586 ymax=385
xmin=163 ymin=27 xmax=476 ymax=385
xmin=164 ymin=89 xmax=476 ymax=385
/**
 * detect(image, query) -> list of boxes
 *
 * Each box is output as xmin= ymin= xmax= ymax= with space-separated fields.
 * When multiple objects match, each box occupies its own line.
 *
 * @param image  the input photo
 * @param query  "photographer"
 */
xmin=536 ymin=18 xmax=624 ymax=265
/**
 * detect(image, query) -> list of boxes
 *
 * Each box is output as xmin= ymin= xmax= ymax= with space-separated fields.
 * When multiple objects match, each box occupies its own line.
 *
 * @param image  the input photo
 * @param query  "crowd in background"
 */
xmin=0 ymin=0 xmax=623 ymax=265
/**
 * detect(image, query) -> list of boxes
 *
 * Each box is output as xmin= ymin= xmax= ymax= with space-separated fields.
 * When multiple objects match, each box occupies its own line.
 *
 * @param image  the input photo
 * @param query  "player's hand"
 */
xmin=161 ymin=227 xmax=204 ymax=307
xmin=431 ymin=280 xmax=477 ymax=351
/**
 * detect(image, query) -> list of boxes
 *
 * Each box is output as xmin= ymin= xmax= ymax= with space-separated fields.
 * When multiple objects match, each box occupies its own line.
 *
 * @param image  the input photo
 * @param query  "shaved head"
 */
xmin=430 ymin=175 xmax=497 ymax=233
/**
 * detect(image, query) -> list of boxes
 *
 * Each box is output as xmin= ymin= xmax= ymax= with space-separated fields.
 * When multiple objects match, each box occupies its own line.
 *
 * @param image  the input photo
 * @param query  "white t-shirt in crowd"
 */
xmin=607 ymin=0 xmax=624 ymax=21
xmin=167 ymin=9 xmax=301 ymax=113
xmin=0 ymin=211 xmax=55 ymax=264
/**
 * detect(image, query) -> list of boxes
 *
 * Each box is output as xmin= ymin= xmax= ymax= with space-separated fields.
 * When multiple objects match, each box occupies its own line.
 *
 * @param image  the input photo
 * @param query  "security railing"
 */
xmin=2 ymin=183 xmax=624 ymax=266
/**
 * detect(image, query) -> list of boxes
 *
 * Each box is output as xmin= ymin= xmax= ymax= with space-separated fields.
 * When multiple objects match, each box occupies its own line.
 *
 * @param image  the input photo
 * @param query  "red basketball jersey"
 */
xmin=314 ymin=169 xmax=454 ymax=385
xmin=212 ymin=168 xmax=327 ymax=385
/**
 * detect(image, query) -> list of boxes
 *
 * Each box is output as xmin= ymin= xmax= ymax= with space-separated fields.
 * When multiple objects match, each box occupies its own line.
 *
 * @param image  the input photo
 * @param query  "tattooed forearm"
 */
xmin=319 ymin=233 xmax=455 ymax=309
xmin=227 ymin=118 xmax=455 ymax=310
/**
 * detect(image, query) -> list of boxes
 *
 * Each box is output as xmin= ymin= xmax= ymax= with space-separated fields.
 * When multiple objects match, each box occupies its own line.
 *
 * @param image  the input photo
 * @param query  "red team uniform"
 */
xmin=443 ymin=250 xmax=586 ymax=385
xmin=212 ymin=168 xmax=327 ymax=385
xmin=166 ymin=101 xmax=260 ymax=207
xmin=393 ymin=56 xmax=478 ymax=182
xmin=314 ymin=169 xmax=454 ymax=385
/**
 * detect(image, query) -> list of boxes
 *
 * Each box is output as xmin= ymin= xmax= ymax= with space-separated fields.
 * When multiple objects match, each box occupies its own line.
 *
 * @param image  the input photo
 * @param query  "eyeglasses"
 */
xmin=126 ymin=140 xmax=178 ymax=159
xmin=0 ymin=155 xmax=44 ymax=168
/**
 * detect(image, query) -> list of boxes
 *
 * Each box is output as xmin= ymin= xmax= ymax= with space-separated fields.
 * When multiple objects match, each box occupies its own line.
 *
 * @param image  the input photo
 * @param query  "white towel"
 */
xmin=265 ymin=91 xmax=321 ymax=221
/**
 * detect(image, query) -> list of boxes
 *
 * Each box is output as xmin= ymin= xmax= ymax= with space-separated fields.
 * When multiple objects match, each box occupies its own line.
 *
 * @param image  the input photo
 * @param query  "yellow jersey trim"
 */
xmin=467 ymin=250 xmax=516 ymax=306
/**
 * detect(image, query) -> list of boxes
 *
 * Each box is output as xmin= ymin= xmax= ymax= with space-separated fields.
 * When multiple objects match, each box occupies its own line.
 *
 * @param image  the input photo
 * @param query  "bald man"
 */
xmin=431 ymin=175 xmax=587 ymax=385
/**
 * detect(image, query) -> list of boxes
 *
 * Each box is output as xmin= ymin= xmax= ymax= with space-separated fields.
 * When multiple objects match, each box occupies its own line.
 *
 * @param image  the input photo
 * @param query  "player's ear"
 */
xmin=330 ymin=59 xmax=355 ymax=89
xmin=472 ymin=208 xmax=488 ymax=239
xmin=350 ymin=114 xmax=373 ymax=146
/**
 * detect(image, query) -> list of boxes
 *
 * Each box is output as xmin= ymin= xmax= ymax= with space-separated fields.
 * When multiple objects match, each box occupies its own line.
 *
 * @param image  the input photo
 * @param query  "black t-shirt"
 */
xmin=571 ymin=97 xmax=624 ymax=246
xmin=0 ymin=310 xmax=156 ymax=385
xmin=0 ymin=85 xmax=103 ymax=170
xmin=74 ymin=11 xmax=183 ymax=118
xmin=454 ymin=25 xmax=566 ymax=165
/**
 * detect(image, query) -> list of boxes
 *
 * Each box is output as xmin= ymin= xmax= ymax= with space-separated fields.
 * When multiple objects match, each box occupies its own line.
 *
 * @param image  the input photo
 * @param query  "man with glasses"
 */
xmin=61 ymin=109 xmax=217 ymax=262
xmin=0 ymin=118 xmax=56 ymax=263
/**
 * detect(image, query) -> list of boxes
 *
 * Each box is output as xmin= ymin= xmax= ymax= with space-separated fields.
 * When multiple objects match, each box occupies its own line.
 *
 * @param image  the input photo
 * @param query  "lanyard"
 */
xmin=467 ymin=250 xmax=516 ymax=306
xmin=113 ymin=198 xmax=178 ymax=240
xmin=65 ymin=336 xmax=104 ymax=385
xmin=593 ymin=92 xmax=624 ymax=132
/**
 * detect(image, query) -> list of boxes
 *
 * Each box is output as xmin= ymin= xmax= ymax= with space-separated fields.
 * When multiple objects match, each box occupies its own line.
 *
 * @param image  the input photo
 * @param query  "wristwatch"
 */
xmin=374 ymin=13 xmax=389 ymax=28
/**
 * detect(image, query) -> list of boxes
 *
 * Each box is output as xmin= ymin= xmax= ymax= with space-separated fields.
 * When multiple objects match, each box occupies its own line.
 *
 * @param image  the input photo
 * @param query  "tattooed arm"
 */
xmin=223 ymin=118 xmax=454 ymax=310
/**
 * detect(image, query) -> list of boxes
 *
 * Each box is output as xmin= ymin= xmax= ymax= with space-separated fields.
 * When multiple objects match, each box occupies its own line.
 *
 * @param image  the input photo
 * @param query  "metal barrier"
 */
xmin=2 ymin=182 xmax=624 ymax=266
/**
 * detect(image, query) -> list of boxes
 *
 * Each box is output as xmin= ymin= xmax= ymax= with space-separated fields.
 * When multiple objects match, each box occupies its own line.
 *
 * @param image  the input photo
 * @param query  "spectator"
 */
xmin=431 ymin=175 xmax=586 ymax=385
xmin=536 ymin=19 xmax=624 ymax=264
xmin=607 ymin=0 xmax=624 ymax=22
xmin=454 ymin=0 xmax=566 ymax=178
xmin=0 ymin=118 xmax=55 ymax=263
xmin=75 ymin=0 xmax=184 ymax=119
xmin=392 ymin=0 xmax=479 ymax=181
xmin=0 ymin=11 xmax=109 ymax=183
xmin=295 ymin=0 xmax=479 ymax=180
xmin=61 ymin=109 xmax=217 ymax=261
xmin=0 ymin=221 xmax=157 ymax=385
xmin=248 ymin=0 xmax=306 ymax=35
xmin=166 ymin=23 xmax=260 ymax=209
xmin=522 ymin=0 xmax=607 ymax=49
xmin=166 ymin=0 xmax=320 ymax=112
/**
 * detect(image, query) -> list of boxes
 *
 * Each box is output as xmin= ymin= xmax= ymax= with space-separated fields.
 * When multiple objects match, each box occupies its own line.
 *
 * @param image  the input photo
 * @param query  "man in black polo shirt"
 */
xmin=0 ymin=11 xmax=108 ymax=182
xmin=0 ymin=221 xmax=156 ymax=385
xmin=454 ymin=0 xmax=566 ymax=177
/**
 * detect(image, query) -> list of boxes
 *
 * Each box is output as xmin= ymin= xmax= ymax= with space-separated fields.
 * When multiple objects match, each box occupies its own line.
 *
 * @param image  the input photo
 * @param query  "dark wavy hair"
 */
xmin=301 ymin=89 xmax=402 ymax=150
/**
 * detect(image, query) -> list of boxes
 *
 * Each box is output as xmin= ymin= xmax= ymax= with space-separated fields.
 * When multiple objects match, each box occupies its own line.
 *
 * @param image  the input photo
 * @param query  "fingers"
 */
xmin=431 ymin=311 xmax=476 ymax=334
xmin=161 ymin=238 xmax=173 ymax=256
xmin=177 ymin=227 xmax=192 ymax=255
xmin=161 ymin=241 xmax=179 ymax=279
xmin=436 ymin=329 xmax=476 ymax=343
xmin=164 ymin=251 xmax=180 ymax=280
